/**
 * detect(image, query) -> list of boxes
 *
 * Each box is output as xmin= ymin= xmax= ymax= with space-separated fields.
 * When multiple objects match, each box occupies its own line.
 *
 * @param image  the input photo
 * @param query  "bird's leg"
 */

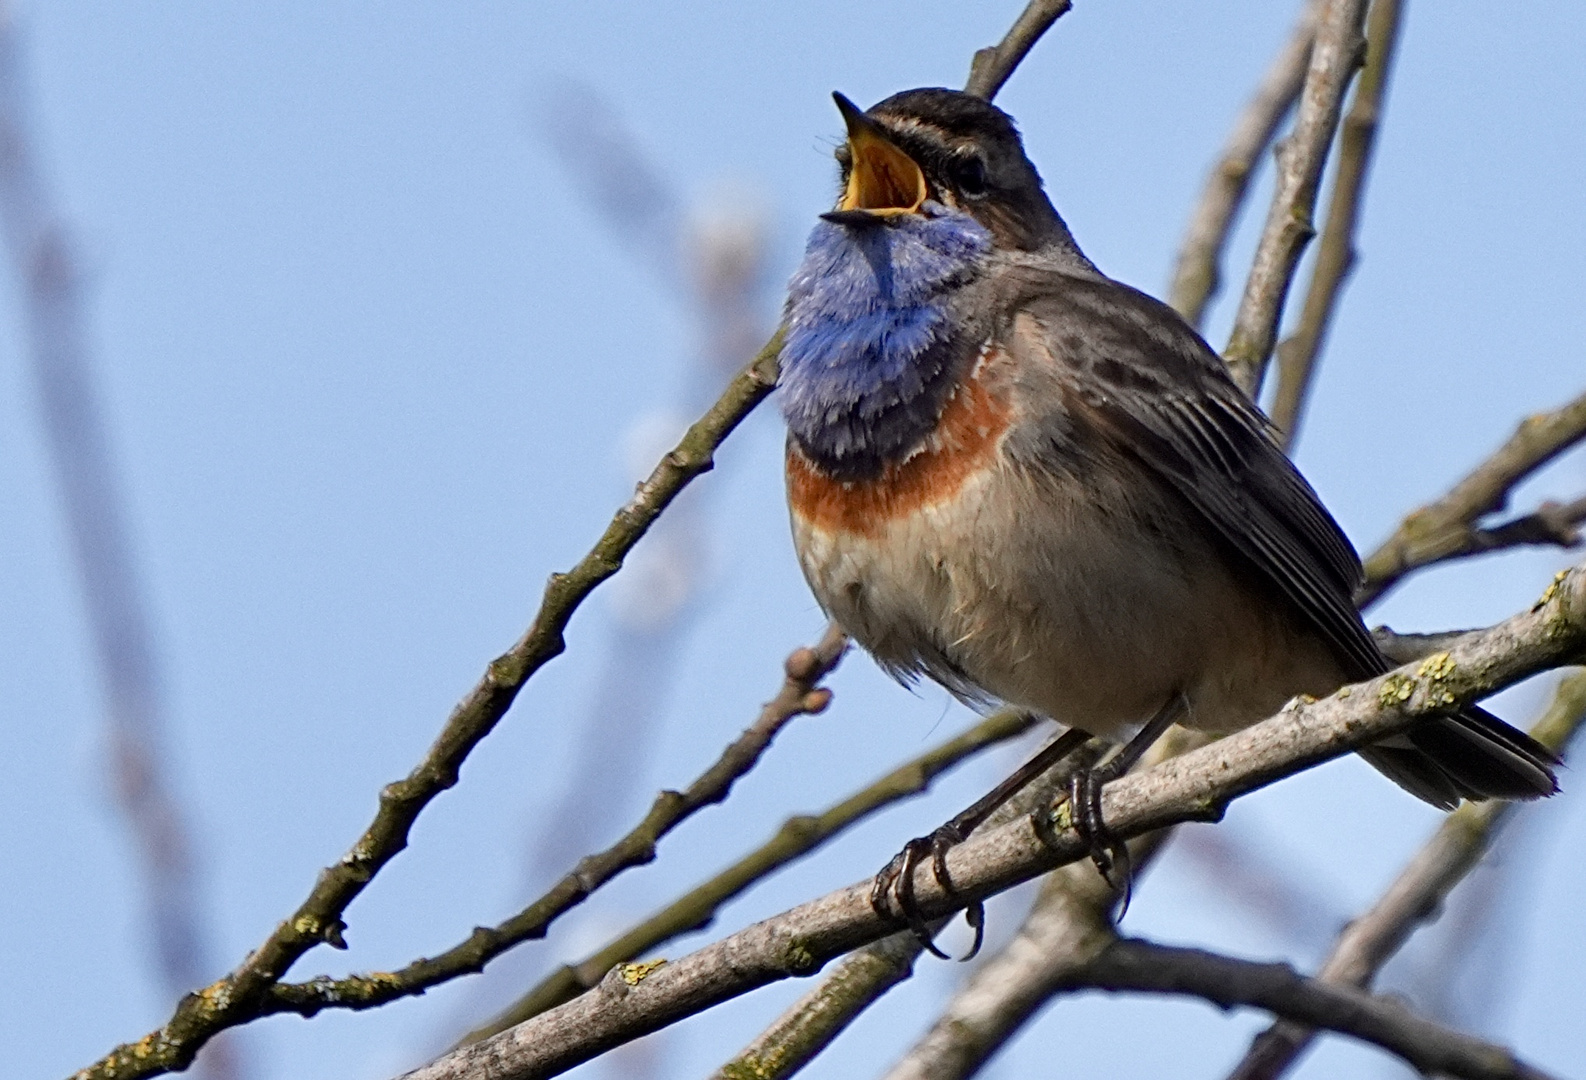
xmin=872 ymin=724 xmax=1092 ymax=960
xmin=1064 ymin=693 xmax=1188 ymax=912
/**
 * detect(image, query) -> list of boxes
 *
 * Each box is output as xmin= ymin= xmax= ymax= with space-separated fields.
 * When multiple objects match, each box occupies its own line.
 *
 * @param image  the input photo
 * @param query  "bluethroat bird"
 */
xmin=778 ymin=89 xmax=1558 ymax=956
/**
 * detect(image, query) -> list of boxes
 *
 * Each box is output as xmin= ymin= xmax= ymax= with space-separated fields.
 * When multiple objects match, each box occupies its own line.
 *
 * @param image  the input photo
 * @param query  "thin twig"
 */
xmin=963 ymin=0 xmax=1073 ymax=101
xmin=1359 ymin=388 xmax=1586 ymax=608
xmin=1168 ymin=0 xmax=1321 ymax=327
xmin=462 ymin=708 xmax=1040 ymax=1045
xmin=1068 ymin=939 xmax=1557 ymax=1080
xmin=397 ymin=563 xmax=1586 ymax=1080
xmin=1270 ymin=0 xmax=1406 ymax=447
xmin=712 ymin=737 xmax=1106 ymax=1080
xmin=1224 ymin=0 xmax=1368 ymax=397
xmin=1371 ymin=624 xmax=1483 ymax=665
xmin=68 ymin=328 xmax=784 ymax=1080
xmin=254 ymin=626 xmax=845 ymax=1022
xmin=1226 ymin=670 xmax=1586 ymax=1080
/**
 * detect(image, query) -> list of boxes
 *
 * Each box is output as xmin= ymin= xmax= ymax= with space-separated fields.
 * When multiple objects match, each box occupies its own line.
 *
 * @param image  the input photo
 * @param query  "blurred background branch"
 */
xmin=0 ymin=7 xmax=241 ymax=1080
xmin=1169 ymin=0 xmax=1320 ymax=329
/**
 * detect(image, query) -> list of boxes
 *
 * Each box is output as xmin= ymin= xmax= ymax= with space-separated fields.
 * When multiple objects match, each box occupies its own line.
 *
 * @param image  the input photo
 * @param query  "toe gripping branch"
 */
xmin=871 ymin=696 xmax=1186 ymax=959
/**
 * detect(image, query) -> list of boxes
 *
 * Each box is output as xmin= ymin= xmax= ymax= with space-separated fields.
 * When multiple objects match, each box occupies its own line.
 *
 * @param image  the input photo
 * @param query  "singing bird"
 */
xmin=778 ymin=89 xmax=1557 ymax=951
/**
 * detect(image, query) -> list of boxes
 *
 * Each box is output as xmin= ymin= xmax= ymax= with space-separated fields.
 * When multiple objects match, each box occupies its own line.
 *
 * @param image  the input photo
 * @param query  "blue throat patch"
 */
xmin=779 ymin=204 xmax=992 ymax=476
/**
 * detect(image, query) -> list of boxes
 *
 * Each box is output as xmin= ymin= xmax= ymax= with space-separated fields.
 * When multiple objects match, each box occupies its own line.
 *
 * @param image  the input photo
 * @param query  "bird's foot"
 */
xmin=870 ymin=823 xmax=985 ymax=961
xmin=1067 ymin=767 xmax=1133 ymax=916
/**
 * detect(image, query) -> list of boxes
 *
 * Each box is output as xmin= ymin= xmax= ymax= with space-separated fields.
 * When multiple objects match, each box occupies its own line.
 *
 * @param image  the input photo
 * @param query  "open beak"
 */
xmin=822 ymin=92 xmax=927 ymax=224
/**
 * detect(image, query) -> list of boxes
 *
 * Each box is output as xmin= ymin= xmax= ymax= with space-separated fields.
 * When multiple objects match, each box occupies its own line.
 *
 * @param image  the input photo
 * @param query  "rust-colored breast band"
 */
xmin=787 ymin=363 xmax=1012 ymax=538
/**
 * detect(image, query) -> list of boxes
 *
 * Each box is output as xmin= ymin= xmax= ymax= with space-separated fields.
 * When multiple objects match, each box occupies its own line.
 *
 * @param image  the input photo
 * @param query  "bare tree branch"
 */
xmin=1224 ymin=0 xmax=1368 ymax=397
xmin=963 ymin=0 xmax=1073 ymax=101
xmin=463 ymin=708 xmax=1040 ymax=1045
xmin=396 ymin=563 xmax=1586 ymax=1080
xmin=711 ymin=738 xmax=1110 ymax=1080
xmin=878 ymin=838 xmax=1158 ymax=1080
xmin=249 ymin=627 xmax=845 ymax=1022
xmin=715 ymin=930 xmax=930 ymax=1080
xmin=1064 ymin=939 xmax=1558 ymax=1080
xmin=69 ymin=326 xmax=784 ymax=1080
xmin=871 ymin=731 xmax=1205 ymax=1080
xmin=1269 ymin=0 xmax=1406 ymax=447
xmin=1359 ymin=388 xmax=1586 ymax=607
xmin=1168 ymin=0 xmax=1321 ymax=327
xmin=1226 ymin=669 xmax=1586 ymax=1080
xmin=1371 ymin=624 xmax=1483 ymax=664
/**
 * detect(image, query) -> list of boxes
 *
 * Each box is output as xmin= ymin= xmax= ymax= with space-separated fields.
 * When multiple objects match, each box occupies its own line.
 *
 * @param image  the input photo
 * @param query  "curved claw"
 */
xmin=929 ymin=827 xmax=984 ymax=961
xmin=1067 ymin=768 xmax=1134 ymax=916
xmin=871 ymin=823 xmax=980 ymax=961
xmin=961 ymin=901 xmax=986 ymax=961
xmin=869 ymin=850 xmax=906 ymax=917
xmin=872 ymin=838 xmax=951 ymax=959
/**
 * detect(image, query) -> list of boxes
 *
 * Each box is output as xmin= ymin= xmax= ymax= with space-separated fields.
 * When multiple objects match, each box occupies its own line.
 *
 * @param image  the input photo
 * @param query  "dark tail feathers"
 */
xmin=1357 ymin=705 xmax=1559 ymax=811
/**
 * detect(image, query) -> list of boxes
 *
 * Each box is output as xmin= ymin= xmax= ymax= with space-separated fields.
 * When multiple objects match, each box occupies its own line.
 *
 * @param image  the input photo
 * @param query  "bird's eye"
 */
xmin=952 ymin=156 xmax=988 ymax=197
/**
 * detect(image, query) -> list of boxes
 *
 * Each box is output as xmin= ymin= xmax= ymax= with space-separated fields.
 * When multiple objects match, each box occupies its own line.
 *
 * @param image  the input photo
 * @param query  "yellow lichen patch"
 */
xmin=129 ymin=1032 xmax=164 ymax=1061
xmin=1378 ymin=673 xmax=1416 ymax=708
xmin=196 ymin=980 xmax=234 ymax=1013
xmin=722 ymin=1049 xmax=788 ymax=1080
xmin=619 ymin=958 xmax=667 ymax=986
xmin=1337 ymin=686 xmax=1352 ymax=699
xmin=1416 ymin=652 xmax=1457 ymax=681
xmin=1533 ymin=570 xmax=1569 ymax=612
xmin=784 ymin=939 xmax=816 ymax=973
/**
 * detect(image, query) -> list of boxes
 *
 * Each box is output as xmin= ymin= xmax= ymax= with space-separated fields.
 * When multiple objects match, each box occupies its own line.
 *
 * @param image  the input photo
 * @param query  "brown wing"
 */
xmin=1012 ymin=273 xmax=1382 ymax=680
xmin=1008 ymin=270 xmax=1556 ymax=805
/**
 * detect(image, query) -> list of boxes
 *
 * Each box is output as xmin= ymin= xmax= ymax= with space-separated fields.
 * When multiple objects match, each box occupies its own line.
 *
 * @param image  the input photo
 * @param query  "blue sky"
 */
xmin=1 ymin=3 xmax=1582 ymax=1079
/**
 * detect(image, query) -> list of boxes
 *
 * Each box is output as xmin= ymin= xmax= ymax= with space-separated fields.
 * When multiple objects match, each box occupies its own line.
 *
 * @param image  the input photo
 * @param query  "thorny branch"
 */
xmin=1269 ymin=0 xmax=1405 ymax=448
xmin=1359 ymin=387 xmax=1586 ymax=608
xmin=398 ymin=563 xmax=1586 ymax=1080
xmin=1226 ymin=670 xmax=1586 ymax=1080
xmin=70 ymin=330 xmax=783 ymax=1080
xmin=460 ymin=708 xmax=1038 ymax=1045
xmin=253 ymin=626 xmax=845 ymax=1022
xmin=1167 ymin=0 xmax=1320 ymax=328
xmin=1224 ymin=0 xmax=1367 ymax=397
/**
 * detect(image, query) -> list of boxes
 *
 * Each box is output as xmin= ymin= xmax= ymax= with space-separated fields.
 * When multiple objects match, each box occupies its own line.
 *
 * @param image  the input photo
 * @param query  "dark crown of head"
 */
xmin=869 ymin=88 xmax=1023 ymax=143
xmin=844 ymin=88 xmax=1063 ymax=252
